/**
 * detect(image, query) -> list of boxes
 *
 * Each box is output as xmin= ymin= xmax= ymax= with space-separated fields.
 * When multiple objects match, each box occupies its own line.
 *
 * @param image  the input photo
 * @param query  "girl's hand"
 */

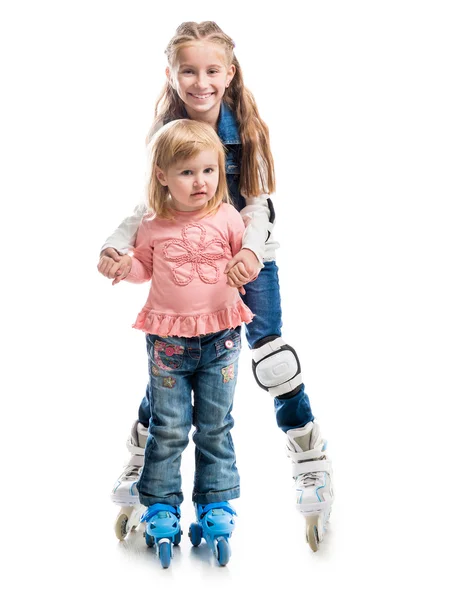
xmin=227 ymin=263 xmax=249 ymax=292
xmin=224 ymin=249 xmax=261 ymax=286
xmin=97 ymin=248 xmax=122 ymax=279
xmin=227 ymin=270 xmax=246 ymax=296
xmin=111 ymin=255 xmax=133 ymax=285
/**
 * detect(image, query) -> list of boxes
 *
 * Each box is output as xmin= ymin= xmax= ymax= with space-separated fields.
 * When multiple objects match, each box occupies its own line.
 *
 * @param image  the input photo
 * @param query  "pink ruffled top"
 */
xmin=125 ymin=203 xmax=254 ymax=337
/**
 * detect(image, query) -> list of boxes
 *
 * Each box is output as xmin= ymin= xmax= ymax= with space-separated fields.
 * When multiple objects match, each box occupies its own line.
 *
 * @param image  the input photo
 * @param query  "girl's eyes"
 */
xmin=181 ymin=69 xmax=220 ymax=75
xmin=180 ymin=168 xmax=215 ymax=175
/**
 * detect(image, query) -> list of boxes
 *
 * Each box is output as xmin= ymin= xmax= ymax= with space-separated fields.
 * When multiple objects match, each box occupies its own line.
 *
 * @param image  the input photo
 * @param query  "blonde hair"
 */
xmin=147 ymin=119 xmax=229 ymax=219
xmin=149 ymin=21 xmax=276 ymax=197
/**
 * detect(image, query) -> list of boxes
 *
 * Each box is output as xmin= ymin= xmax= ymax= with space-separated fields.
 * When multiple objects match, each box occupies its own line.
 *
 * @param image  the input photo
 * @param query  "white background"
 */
xmin=1 ymin=1 xmax=451 ymax=598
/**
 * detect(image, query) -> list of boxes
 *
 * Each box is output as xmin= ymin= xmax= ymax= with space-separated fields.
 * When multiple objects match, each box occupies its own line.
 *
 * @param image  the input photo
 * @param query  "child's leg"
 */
xmin=286 ymin=422 xmax=334 ymax=551
xmin=187 ymin=329 xmax=240 ymax=565
xmin=242 ymin=261 xmax=333 ymax=551
xmin=191 ymin=328 xmax=241 ymax=505
xmin=242 ymin=260 xmax=314 ymax=430
xmin=137 ymin=335 xmax=193 ymax=507
xmin=111 ymin=420 xmax=147 ymax=507
xmin=137 ymin=380 xmax=151 ymax=427
xmin=110 ymin=337 xmax=155 ymax=508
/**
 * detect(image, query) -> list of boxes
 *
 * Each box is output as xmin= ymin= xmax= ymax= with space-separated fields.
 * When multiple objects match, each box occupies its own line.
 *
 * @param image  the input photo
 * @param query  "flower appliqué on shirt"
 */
xmin=163 ymin=223 xmax=227 ymax=286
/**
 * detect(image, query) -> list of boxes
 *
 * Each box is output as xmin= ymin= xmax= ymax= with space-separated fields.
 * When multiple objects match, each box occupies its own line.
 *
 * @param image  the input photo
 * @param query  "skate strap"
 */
xmin=125 ymin=454 xmax=144 ymax=468
xmin=286 ymin=447 xmax=324 ymax=463
xmin=141 ymin=503 xmax=181 ymax=521
xmin=252 ymin=337 xmax=286 ymax=361
xmin=117 ymin=464 xmax=141 ymax=480
xmin=270 ymin=373 xmax=303 ymax=398
xmin=126 ymin=439 xmax=145 ymax=455
xmin=198 ymin=502 xmax=236 ymax=519
xmin=292 ymin=459 xmax=331 ymax=478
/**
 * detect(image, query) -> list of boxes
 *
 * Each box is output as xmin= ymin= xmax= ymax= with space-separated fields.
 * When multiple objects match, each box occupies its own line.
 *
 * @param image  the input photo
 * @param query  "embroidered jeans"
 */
xmin=137 ymin=328 xmax=241 ymax=507
xmin=138 ymin=261 xmax=314 ymax=433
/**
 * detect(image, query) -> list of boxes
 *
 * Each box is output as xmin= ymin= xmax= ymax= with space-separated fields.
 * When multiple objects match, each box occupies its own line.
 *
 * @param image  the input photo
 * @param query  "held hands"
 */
xmin=97 ymin=248 xmax=132 ymax=285
xmin=98 ymin=246 xmax=260 ymax=289
xmin=224 ymin=249 xmax=262 ymax=295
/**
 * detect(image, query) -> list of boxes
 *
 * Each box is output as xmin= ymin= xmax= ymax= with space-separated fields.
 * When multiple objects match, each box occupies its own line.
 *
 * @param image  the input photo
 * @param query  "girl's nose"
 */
xmin=195 ymin=72 xmax=207 ymax=89
xmin=193 ymin=176 xmax=205 ymax=188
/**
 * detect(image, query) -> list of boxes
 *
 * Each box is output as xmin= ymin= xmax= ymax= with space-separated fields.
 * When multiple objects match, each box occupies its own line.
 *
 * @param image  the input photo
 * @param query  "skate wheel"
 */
xmin=129 ymin=509 xmax=141 ymax=531
xmin=305 ymin=515 xmax=321 ymax=552
xmin=174 ymin=530 xmax=182 ymax=546
xmin=159 ymin=541 xmax=172 ymax=568
xmin=114 ymin=506 xmax=134 ymax=541
xmin=145 ymin=532 xmax=155 ymax=548
xmin=188 ymin=523 xmax=202 ymax=547
xmin=216 ymin=537 xmax=230 ymax=566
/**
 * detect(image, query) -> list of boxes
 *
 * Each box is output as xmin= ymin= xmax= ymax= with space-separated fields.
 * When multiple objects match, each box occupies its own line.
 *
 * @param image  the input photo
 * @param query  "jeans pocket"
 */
xmin=214 ymin=330 xmax=241 ymax=361
xmin=153 ymin=339 xmax=185 ymax=371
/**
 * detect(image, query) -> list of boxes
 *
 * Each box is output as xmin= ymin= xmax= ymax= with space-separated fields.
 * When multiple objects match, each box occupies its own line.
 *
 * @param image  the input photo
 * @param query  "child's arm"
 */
xmin=224 ymin=196 xmax=267 ymax=288
xmin=100 ymin=203 xmax=148 ymax=254
xmin=224 ymin=194 xmax=278 ymax=288
xmin=240 ymin=194 xmax=276 ymax=266
xmin=224 ymin=205 xmax=260 ymax=292
xmin=113 ymin=219 xmax=154 ymax=285
xmin=97 ymin=203 xmax=148 ymax=280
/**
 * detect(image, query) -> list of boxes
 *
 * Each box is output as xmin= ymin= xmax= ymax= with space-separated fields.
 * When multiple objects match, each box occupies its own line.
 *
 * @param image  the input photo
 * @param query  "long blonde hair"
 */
xmin=147 ymin=119 xmax=229 ymax=219
xmin=149 ymin=21 xmax=276 ymax=197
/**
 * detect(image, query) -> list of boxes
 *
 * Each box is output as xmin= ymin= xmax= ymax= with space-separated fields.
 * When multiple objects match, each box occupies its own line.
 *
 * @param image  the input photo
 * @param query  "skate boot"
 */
xmin=286 ymin=421 xmax=334 ymax=552
xmin=189 ymin=502 xmax=236 ymax=566
xmin=140 ymin=504 xmax=182 ymax=568
xmin=111 ymin=420 xmax=148 ymax=540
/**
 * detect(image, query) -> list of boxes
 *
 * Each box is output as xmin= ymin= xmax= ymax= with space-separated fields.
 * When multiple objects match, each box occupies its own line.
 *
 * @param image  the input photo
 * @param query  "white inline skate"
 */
xmin=111 ymin=420 xmax=148 ymax=540
xmin=286 ymin=421 xmax=334 ymax=552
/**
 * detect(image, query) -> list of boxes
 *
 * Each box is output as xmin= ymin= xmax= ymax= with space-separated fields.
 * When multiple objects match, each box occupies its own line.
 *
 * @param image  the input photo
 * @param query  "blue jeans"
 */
xmin=138 ymin=261 xmax=314 ymax=433
xmin=137 ymin=329 xmax=241 ymax=507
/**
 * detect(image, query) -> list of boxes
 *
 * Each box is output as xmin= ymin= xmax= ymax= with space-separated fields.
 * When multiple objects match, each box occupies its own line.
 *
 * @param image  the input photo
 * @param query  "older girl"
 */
xmin=99 ymin=22 xmax=333 ymax=552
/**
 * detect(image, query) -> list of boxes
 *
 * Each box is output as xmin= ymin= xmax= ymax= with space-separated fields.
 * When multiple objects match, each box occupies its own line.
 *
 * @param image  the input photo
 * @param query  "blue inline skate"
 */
xmin=140 ymin=504 xmax=182 ymax=568
xmin=188 ymin=502 xmax=236 ymax=566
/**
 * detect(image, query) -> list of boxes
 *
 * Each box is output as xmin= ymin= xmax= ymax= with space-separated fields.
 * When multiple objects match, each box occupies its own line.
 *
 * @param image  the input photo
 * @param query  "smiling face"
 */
xmin=168 ymin=42 xmax=235 ymax=126
xmin=156 ymin=149 xmax=220 ymax=212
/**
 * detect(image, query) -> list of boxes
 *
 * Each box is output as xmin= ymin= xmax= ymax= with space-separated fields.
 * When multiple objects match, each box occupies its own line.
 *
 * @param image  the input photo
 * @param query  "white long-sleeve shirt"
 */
xmin=101 ymin=194 xmax=280 ymax=265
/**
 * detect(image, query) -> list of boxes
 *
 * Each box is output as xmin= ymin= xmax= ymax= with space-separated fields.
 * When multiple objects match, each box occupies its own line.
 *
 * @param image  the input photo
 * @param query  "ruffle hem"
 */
xmin=132 ymin=300 xmax=254 ymax=338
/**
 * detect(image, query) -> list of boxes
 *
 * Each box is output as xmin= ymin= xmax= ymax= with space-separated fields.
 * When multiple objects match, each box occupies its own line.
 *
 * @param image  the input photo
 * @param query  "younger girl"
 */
xmin=99 ymin=21 xmax=333 ymax=552
xmin=119 ymin=119 xmax=250 ymax=567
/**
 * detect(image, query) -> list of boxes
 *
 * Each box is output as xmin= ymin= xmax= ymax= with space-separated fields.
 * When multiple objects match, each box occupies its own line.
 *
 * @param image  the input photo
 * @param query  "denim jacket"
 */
xmin=101 ymin=103 xmax=279 ymax=263
xmin=216 ymin=103 xmax=244 ymax=209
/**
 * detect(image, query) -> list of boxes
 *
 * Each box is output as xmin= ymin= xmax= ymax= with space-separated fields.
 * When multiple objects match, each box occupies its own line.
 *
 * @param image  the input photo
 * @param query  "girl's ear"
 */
xmin=165 ymin=66 xmax=175 ymax=88
xmin=156 ymin=167 xmax=168 ymax=186
xmin=226 ymin=64 xmax=236 ymax=87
